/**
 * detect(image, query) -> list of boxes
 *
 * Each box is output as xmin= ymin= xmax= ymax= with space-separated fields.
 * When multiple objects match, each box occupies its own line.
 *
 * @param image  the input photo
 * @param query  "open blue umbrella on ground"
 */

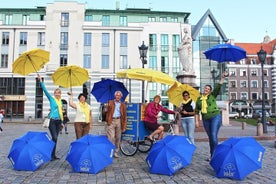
xmin=146 ymin=135 xmax=196 ymax=176
xmin=91 ymin=78 xmax=129 ymax=103
xmin=66 ymin=134 xmax=115 ymax=174
xmin=210 ymin=137 xmax=265 ymax=180
xmin=204 ymin=43 xmax=246 ymax=62
xmin=7 ymin=131 xmax=54 ymax=171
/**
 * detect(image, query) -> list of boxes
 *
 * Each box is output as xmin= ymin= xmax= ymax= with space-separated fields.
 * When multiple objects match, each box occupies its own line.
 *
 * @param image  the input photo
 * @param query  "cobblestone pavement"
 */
xmin=0 ymin=121 xmax=275 ymax=184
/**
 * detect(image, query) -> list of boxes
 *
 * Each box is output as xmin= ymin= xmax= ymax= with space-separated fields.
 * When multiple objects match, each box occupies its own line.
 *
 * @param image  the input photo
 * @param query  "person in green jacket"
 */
xmin=195 ymin=71 xmax=227 ymax=161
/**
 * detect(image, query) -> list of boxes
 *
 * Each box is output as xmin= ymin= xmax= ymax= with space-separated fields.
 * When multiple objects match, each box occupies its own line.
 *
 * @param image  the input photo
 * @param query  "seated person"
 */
xmin=144 ymin=95 xmax=176 ymax=140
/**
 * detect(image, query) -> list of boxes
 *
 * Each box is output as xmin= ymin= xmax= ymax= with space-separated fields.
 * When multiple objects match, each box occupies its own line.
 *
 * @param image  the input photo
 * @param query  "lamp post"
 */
xmin=257 ymin=47 xmax=267 ymax=133
xmin=138 ymin=41 xmax=148 ymax=103
xmin=211 ymin=67 xmax=217 ymax=88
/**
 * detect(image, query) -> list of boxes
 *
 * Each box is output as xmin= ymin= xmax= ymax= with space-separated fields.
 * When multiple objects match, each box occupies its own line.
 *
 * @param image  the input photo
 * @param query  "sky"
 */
xmin=2 ymin=0 xmax=275 ymax=43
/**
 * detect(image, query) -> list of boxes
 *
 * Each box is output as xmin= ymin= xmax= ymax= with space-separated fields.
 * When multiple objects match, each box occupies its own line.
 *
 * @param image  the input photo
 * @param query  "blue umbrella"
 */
xmin=66 ymin=134 xmax=115 ymax=174
xmin=210 ymin=137 xmax=265 ymax=180
xmin=146 ymin=135 xmax=196 ymax=176
xmin=204 ymin=43 xmax=246 ymax=62
xmin=7 ymin=131 xmax=54 ymax=171
xmin=91 ymin=79 xmax=129 ymax=103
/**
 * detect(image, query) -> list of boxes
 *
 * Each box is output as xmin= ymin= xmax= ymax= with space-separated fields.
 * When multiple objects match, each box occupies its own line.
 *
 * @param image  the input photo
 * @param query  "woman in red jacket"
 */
xmin=144 ymin=95 xmax=176 ymax=141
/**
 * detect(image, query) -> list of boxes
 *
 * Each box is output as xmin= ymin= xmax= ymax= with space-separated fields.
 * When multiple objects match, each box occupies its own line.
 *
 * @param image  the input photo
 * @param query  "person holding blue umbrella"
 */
xmin=195 ymin=71 xmax=228 ymax=161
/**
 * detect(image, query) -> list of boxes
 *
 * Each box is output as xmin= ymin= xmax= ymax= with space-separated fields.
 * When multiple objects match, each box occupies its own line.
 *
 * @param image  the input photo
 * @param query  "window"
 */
xmin=20 ymin=32 xmax=27 ymax=45
xmin=149 ymin=34 xmax=157 ymax=51
xmin=240 ymin=69 xmax=246 ymax=76
xmin=85 ymin=15 xmax=92 ymax=21
xmin=161 ymin=56 xmax=169 ymax=73
xmin=120 ymin=33 xmax=127 ymax=47
xmin=172 ymin=34 xmax=180 ymax=51
xmin=230 ymin=81 xmax=236 ymax=88
xmin=241 ymin=93 xmax=247 ymax=100
xmin=251 ymin=81 xmax=258 ymax=88
xmin=240 ymin=81 xmax=247 ymax=87
xmin=149 ymin=56 xmax=157 ymax=70
xmin=171 ymin=17 xmax=178 ymax=22
xmin=119 ymin=16 xmax=127 ymax=26
xmin=2 ymin=32 xmax=9 ymax=45
xmin=61 ymin=13 xmax=69 ymax=27
xmin=264 ymin=81 xmax=268 ymax=88
xmin=102 ymin=15 xmax=110 ymax=26
xmin=22 ymin=15 xmax=29 ymax=25
xmin=120 ymin=55 xmax=127 ymax=69
xmin=102 ymin=33 xmax=110 ymax=47
xmin=230 ymin=70 xmax=236 ymax=76
xmin=160 ymin=17 xmax=167 ymax=22
xmin=251 ymin=70 xmax=257 ymax=76
xmin=160 ymin=34 xmax=168 ymax=51
xmin=60 ymin=54 xmax=67 ymax=66
xmin=148 ymin=17 xmax=156 ymax=22
xmin=0 ymin=54 xmax=8 ymax=68
xmin=5 ymin=15 xmax=12 ymax=25
xmin=101 ymin=55 xmax=109 ymax=69
xmin=60 ymin=32 xmax=68 ymax=50
xmin=263 ymin=69 xmax=268 ymax=76
xmin=83 ymin=54 xmax=91 ymax=68
xmin=37 ymin=32 xmax=45 ymax=46
xmin=230 ymin=93 xmax=236 ymax=100
xmin=84 ymin=33 xmax=91 ymax=46
xmin=251 ymin=93 xmax=258 ymax=100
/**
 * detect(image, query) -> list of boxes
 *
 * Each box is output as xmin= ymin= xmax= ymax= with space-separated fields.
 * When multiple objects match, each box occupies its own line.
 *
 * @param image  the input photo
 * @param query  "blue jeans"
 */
xmin=181 ymin=117 xmax=195 ymax=144
xmin=48 ymin=119 xmax=62 ymax=158
xmin=203 ymin=114 xmax=222 ymax=157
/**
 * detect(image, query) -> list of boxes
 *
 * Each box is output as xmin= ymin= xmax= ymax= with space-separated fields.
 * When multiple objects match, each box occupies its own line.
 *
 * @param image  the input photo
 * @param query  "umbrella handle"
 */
xmin=27 ymin=55 xmax=38 ymax=73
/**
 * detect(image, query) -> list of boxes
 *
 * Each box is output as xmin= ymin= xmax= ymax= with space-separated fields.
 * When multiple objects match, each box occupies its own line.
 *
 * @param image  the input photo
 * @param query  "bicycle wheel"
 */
xmin=138 ymin=138 xmax=153 ymax=153
xmin=120 ymin=139 xmax=138 ymax=156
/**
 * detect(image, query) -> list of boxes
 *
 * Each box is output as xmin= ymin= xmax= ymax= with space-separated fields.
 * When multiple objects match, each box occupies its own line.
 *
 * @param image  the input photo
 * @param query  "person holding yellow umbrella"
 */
xmin=37 ymin=74 xmax=64 ymax=161
xmin=178 ymin=91 xmax=196 ymax=144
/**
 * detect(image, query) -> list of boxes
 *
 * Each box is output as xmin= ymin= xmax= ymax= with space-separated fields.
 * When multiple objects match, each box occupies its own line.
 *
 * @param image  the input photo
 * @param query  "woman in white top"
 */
xmin=69 ymin=92 xmax=92 ymax=139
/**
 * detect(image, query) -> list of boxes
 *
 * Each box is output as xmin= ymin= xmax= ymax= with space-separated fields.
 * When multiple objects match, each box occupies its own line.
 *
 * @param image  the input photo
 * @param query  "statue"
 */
xmin=178 ymin=28 xmax=194 ymax=74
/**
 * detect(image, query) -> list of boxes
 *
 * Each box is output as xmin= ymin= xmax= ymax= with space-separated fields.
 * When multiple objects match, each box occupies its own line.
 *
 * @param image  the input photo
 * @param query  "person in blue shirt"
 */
xmin=38 ymin=74 xmax=64 ymax=161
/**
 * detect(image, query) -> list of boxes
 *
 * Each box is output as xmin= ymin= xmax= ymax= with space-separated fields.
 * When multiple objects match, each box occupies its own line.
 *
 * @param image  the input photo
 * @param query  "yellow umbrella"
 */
xmin=12 ymin=48 xmax=50 ymax=75
xmin=166 ymin=81 xmax=200 ymax=107
xmin=51 ymin=65 xmax=89 ymax=88
xmin=116 ymin=68 xmax=177 ymax=85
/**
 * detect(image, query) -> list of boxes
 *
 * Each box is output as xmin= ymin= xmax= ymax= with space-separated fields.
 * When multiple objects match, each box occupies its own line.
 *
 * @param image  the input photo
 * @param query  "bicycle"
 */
xmin=120 ymin=111 xmax=179 ymax=156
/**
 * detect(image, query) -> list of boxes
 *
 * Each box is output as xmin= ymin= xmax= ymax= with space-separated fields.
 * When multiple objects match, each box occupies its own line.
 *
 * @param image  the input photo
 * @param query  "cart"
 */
xmin=120 ymin=103 xmax=153 ymax=156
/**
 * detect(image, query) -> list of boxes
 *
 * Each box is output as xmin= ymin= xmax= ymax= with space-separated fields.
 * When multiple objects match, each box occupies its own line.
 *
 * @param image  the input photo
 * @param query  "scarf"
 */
xmin=182 ymin=98 xmax=192 ymax=105
xmin=54 ymin=98 xmax=63 ymax=121
xmin=79 ymin=102 xmax=90 ymax=122
xmin=200 ymin=95 xmax=208 ymax=114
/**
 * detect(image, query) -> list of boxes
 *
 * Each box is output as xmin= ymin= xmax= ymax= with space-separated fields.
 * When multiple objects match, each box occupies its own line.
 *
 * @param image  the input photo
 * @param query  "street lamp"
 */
xmin=257 ymin=47 xmax=267 ymax=133
xmin=138 ymin=41 xmax=148 ymax=102
xmin=211 ymin=67 xmax=217 ymax=88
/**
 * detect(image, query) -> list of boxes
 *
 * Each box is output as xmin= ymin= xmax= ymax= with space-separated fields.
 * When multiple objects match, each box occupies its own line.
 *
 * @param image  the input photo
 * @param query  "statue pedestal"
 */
xmin=176 ymin=71 xmax=198 ymax=89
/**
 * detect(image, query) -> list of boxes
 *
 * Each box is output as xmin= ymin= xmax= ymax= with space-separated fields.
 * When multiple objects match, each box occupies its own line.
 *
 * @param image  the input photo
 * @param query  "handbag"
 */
xmin=43 ymin=116 xmax=50 ymax=128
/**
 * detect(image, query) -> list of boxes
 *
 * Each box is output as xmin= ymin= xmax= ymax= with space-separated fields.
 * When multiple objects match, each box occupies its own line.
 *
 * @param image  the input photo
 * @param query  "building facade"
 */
xmin=0 ymin=1 xmax=191 ymax=120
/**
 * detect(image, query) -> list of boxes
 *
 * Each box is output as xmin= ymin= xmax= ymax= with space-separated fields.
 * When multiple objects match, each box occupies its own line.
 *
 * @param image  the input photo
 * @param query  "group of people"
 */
xmin=37 ymin=70 xmax=227 ymax=161
xmin=143 ymin=71 xmax=228 ymax=161
xmin=37 ymin=74 xmax=126 ymax=160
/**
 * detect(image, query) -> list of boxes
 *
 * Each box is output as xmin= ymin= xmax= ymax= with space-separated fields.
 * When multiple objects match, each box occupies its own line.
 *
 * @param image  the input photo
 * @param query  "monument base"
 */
xmin=176 ymin=72 xmax=198 ymax=89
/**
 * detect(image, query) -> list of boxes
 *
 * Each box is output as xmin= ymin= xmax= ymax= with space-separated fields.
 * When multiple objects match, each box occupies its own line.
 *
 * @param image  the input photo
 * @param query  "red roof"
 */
xmin=235 ymin=38 xmax=276 ymax=55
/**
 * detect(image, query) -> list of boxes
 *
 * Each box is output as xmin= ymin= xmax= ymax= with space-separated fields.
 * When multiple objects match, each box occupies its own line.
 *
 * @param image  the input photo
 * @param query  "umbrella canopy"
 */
xmin=12 ymin=48 xmax=50 ymax=75
xmin=7 ymin=131 xmax=54 ymax=171
xmin=66 ymin=134 xmax=115 ymax=174
xmin=166 ymin=81 xmax=200 ymax=107
xmin=51 ymin=65 xmax=89 ymax=88
xmin=116 ymin=68 xmax=177 ymax=86
xmin=203 ymin=43 xmax=246 ymax=62
xmin=91 ymin=79 xmax=129 ymax=103
xmin=210 ymin=137 xmax=265 ymax=180
xmin=146 ymin=135 xmax=196 ymax=176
